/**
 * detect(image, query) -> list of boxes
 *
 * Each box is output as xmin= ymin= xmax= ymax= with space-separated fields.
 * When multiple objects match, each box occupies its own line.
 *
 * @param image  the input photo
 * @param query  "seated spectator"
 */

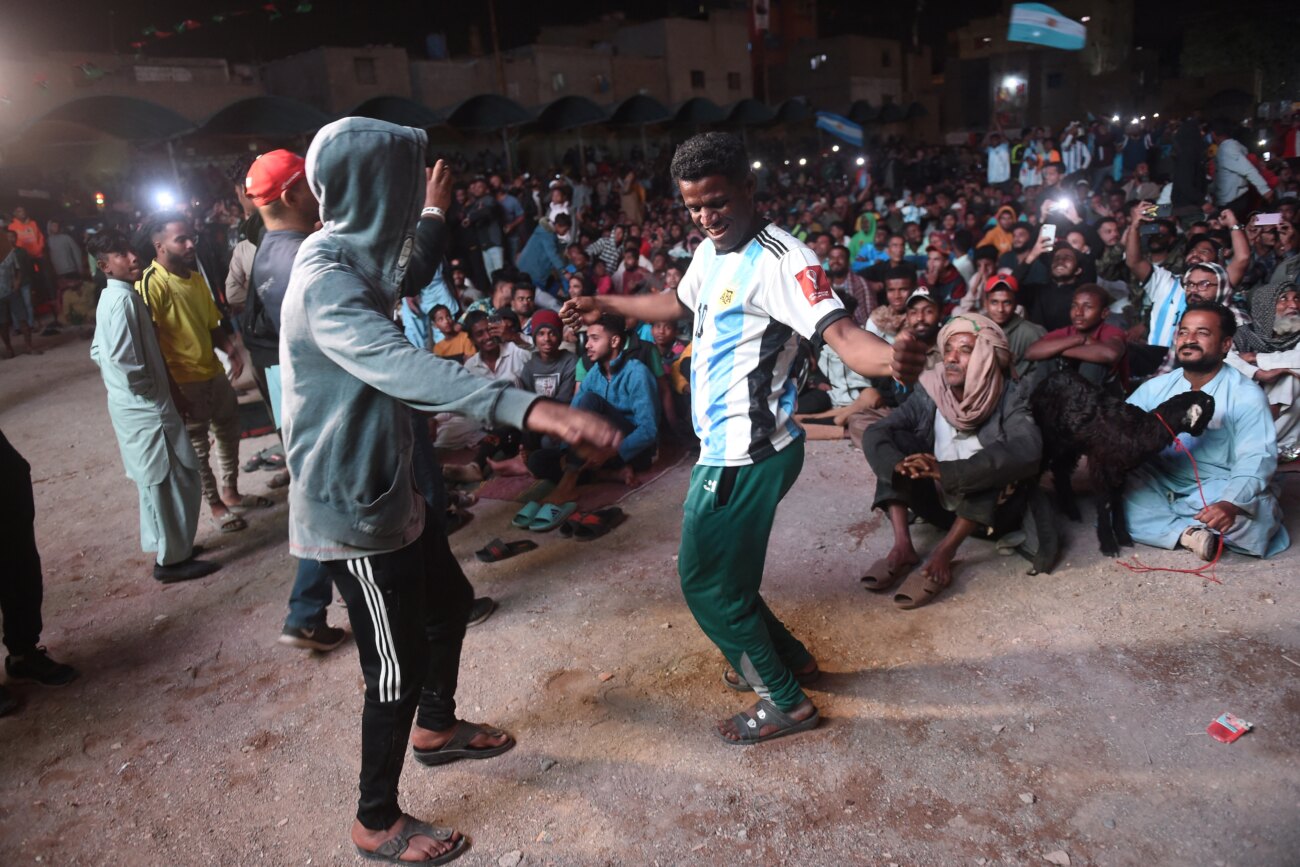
xmin=511 ymin=281 xmax=538 ymax=341
xmin=1226 ymin=282 xmax=1300 ymax=455
xmin=488 ymin=308 xmax=533 ymax=354
xmin=436 ymin=311 xmax=529 ymax=454
xmin=862 ymin=313 xmax=1042 ymax=608
xmin=1019 ymin=240 xmax=1089 ymax=332
xmin=592 ymin=259 xmax=614 ymax=295
xmin=955 ymin=244 xmax=1000 ymax=314
xmin=432 ymin=305 xmax=475 ymax=361
xmin=1024 ymin=284 xmax=1128 ymax=391
xmin=867 ymin=266 xmax=914 ymax=343
xmin=981 ymin=274 xmax=1045 ymax=382
xmin=613 ymin=246 xmax=653 ymax=294
xmin=921 ymin=242 xmax=967 ymax=316
xmin=459 ymin=269 xmax=517 ymax=322
xmin=827 ymin=244 xmax=874 ymax=325
xmin=903 ymin=287 xmax=943 ymax=357
xmin=526 ymin=314 xmax=658 ymax=494
xmin=862 ymin=233 xmax=910 ymax=290
xmin=486 ymin=309 xmax=578 ymax=477
xmin=1124 ymin=302 xmax=1289 ymax=560
xmin=851 ymin=227 xmax=891 ymax=275
xmin=978 ymin=205 xmax=1019 ymax=255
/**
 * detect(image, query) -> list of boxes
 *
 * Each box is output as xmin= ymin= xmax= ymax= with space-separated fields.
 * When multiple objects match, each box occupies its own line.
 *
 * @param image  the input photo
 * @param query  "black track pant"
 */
xmin=318 ymin=516 xmax=473 ymax=830
xmin=0 ymin=430 xmax=43 ymax=657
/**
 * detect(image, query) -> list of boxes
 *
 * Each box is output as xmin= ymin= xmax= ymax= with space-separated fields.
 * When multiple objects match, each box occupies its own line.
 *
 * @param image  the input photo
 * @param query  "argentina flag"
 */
xmin=1007 ymin=3 xmax=1086 ymax=51
xmin=814 ymin=112 xmax=864 ymax=147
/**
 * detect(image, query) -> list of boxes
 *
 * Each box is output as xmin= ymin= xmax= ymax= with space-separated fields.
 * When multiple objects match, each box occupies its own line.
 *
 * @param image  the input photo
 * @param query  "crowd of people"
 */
xmin=2 ymin=109 xmax=1299 ymax=863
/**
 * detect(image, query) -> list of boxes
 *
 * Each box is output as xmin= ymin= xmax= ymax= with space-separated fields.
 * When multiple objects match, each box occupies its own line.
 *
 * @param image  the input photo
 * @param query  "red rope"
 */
xmin=1116 ymin=411 xmax=1223 ymax=583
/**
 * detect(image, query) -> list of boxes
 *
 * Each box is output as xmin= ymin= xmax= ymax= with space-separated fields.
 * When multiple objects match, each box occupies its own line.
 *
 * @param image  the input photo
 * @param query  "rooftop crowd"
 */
xmin=2 ymin=108 xmax=1298 ymax=862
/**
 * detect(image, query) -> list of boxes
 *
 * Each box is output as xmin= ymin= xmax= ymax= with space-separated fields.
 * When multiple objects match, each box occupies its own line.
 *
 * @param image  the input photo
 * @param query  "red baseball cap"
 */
xmin=245 ymin=150 xmax=305 ymax=206
xmin=985 ymin=273 xmax=1019 ymax=294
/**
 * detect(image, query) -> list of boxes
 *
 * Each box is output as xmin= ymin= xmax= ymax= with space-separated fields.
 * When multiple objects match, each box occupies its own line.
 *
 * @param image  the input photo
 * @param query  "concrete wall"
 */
xmin=614 ymin=12 xmax=752 ymax=105
xmin=0 ymin=52 xmax=259 ymax=144
xmin=264 ymin=46 xmax=410 ymax=114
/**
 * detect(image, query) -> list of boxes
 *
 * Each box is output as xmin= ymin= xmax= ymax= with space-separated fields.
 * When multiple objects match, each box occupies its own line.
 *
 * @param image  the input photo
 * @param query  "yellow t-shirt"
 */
xmin=136 ymin=260 xmax=223 ymax=384
xmin=434 ymin=331 xmax=476 ymax=360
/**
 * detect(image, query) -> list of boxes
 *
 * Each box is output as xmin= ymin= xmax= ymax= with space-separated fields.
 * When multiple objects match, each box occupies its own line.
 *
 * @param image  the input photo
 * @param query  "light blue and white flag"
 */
xmin=815 ymin=111 xmax=863 ymax=147
xmin=1007 ymin=3 xmax=1086 ymax=51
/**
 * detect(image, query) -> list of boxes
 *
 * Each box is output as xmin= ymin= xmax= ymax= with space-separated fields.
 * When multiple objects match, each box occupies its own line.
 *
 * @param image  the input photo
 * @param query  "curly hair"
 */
xmin=670 ymin=132 xmax=750 ymax=185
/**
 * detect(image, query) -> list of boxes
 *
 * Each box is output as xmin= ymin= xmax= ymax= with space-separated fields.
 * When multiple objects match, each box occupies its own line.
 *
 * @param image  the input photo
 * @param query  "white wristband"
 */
xmin=421 ymin=206 xmax=445 ymax=220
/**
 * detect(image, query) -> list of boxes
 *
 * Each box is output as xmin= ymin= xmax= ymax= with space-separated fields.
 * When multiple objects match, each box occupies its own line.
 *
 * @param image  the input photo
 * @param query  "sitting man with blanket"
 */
xmin=1226 ymin=282 xmax=1300 ymax=456
xmin=861 ymin=313 xmax=1044 ymax=608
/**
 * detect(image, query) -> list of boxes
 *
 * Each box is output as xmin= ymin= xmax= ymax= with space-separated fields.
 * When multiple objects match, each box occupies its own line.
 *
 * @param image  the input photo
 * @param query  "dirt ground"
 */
xmin=2 ymin=335 xmax=1298 ymax=867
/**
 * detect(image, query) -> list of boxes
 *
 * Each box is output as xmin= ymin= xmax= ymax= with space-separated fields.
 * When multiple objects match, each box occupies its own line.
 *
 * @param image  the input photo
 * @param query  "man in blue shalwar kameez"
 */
xmin=88 ymin=232 xmax=220 ymax=583
xmin=1125 ymin=301 xmax=1290 ymax=561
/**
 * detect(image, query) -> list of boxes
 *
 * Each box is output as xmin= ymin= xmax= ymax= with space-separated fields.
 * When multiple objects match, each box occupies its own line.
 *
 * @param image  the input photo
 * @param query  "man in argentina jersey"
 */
xmin=563 ymin=133 xmax=926 ymax=745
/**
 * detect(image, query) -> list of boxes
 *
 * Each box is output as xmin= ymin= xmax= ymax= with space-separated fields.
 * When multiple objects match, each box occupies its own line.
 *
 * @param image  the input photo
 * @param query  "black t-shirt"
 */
xmin=246 ymin=229 xmax=309 ymax=366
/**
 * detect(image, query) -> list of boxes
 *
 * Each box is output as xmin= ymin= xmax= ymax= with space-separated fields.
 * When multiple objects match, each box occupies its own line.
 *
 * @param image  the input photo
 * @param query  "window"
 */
xmin=727 ymin=72 xmax=741 ymax=90
xmin=809 ymin=53 xmax=829 ymax=71
xmin=353 ymin=57 xmax=377 ymax=85
xmin=690 ymin=69 xmax=705 ymax=89
xmin=881 ymin=50 xmax=891 ymax=68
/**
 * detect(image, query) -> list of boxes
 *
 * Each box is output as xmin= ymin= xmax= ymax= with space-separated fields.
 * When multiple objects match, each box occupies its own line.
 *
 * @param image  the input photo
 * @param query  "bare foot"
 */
xmin=352 ymin=815 xmax=462 ymax=862
xmin=410 ymin=720 xmax=510 ymax=752
xmin=716 ymin=697 xmax=816 ymax=742
xmin=919 ymin=546 xmax=957 ymax=586
xmin=886 ymin=543 xmax=920 ymax=573
xmin=485 ymin=454 xmax=529 ymax=477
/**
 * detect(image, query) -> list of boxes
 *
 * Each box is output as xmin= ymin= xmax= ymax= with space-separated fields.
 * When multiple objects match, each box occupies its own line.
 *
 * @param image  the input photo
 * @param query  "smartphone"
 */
xmin=1142 ymin=203 xmax=1172 ymax=220
xmin=1256 ymin=212 xmax=1282 ymax=226
xmin=1039 ymin=224 xmax=1057 ymax=246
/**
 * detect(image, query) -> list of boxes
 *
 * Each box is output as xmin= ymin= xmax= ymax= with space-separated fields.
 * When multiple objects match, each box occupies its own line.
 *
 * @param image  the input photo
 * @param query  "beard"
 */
xmin=1273 ymin=314 xmax=1300 ymax=336
xmin=1012 ymin=240 xmax=1033 ymax=254
xmin=1178 ymin=346 xmax=1222 ymax=372
xmin=828 ymin=265 xmax=848 ymax=279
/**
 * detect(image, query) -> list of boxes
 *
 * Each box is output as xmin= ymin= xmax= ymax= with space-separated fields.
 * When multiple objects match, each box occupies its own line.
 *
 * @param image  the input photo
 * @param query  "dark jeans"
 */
xmin=320 ymin=517 xmax=473 ymax=830
xmin=0 ymin=430 xmax=44 ymax=656
xmin=525 ymin=392 xmax=652 ymax=482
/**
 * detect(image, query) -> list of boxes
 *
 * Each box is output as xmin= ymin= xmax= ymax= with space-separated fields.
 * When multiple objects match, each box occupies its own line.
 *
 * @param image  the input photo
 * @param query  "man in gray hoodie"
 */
xmin=280 ymin=117 xmax=620 ymax=864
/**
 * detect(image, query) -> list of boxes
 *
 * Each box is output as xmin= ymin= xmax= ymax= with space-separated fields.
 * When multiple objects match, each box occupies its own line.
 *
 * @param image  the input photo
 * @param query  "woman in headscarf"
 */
xmin=861 ymin=313 xmax=1051 ymax=607
xmin=1226 ymin=281 xmax=1300 ymax=454
xmin=848 ymin=211 xmax=878 ymax=261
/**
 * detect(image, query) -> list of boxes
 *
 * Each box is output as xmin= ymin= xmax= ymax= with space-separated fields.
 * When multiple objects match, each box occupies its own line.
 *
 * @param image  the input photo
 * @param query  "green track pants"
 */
xmin=678 ymin=439 xmax=812 ymax=711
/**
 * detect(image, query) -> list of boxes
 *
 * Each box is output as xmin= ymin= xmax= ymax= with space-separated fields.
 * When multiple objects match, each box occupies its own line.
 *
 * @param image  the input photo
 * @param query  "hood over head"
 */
xmin=305 ymin=117 xmax=426 ymax=296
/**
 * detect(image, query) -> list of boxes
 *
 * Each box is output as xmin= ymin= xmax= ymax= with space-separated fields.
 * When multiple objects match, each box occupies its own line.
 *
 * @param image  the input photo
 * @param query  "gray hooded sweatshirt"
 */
xmin=280 ymin=118 xmax=538 ymax=558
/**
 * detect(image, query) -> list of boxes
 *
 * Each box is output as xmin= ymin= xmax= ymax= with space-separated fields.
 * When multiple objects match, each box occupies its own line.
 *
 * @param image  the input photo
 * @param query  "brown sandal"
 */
xmin=861 ymin=556 xmax=918 ymax=592
xmin=892 ymin=565 xmax=954 ymax=610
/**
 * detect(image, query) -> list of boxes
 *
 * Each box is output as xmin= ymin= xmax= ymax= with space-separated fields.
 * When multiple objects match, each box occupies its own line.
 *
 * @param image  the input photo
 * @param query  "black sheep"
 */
xmin=1029 ymin=370 xmax=1215 ymax=557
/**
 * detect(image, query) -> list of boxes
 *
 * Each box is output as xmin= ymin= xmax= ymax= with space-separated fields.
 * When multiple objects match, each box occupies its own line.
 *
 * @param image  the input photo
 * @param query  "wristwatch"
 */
xmin=1230 ymin=223 xmax=1245 ymax=232
xmin=421 ymin=206 xmax=446 ymax=220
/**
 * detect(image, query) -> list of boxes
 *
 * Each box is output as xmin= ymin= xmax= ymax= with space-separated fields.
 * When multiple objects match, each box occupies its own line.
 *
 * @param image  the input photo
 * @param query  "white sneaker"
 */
xmin=1179 ymin=527 xmax=1219 ymax=561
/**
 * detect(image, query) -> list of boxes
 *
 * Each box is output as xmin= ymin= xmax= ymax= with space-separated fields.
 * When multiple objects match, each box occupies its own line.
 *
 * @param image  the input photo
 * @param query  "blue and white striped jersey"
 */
xmin=677 ymin=223 xmax=849 ymax=467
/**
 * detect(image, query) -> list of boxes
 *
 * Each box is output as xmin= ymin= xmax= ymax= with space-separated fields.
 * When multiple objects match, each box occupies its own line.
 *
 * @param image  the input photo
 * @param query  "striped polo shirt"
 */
xmin=677 ymin=223 xmax=849 ymax=467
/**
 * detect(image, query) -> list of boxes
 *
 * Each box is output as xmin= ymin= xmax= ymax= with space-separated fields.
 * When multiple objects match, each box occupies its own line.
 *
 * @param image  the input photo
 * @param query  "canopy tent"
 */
xmin=773 ymin=98 xmax=814 ymax=125
xmin=847 ymin=100 xmax=879 ymax=125
xmin=672 ymin=97 xmax=726 ymax=127
xmin=348 ymin=95 xmax=441 ymax=128
xmin=196 ymin=96 xmax=331 ymax=137
xmin=877 ymin=102 xmax=905 ymax=124
xmin=722 ymin=98 xmax=777 ymax=127
xmin=530 ymin=96 xmax=609 ymax=176
xmin=439 ymin=94 xmax=531 ymax=131
xmin=605 ymin=94 xmax=673 ymax=126
xmin=16 ymin=95 xmax=195 ymax=143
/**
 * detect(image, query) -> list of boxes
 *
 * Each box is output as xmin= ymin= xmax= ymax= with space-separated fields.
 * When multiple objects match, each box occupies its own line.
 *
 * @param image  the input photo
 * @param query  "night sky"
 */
xmin=2 ymin=0 xmax=1283 ymax=70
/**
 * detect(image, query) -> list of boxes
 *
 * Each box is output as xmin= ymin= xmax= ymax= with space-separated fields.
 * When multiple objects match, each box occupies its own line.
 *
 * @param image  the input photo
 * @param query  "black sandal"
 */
xmin=717 ymin=698 xmax=821 ymax=746
xmin=354 ymin=815 xmax=468 ymax=864
xmin=412 ymin=721 xmax=516 ymax=767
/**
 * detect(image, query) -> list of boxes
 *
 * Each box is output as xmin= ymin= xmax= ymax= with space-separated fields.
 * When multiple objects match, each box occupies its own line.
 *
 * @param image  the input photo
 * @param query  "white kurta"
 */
xmin=1124 ymin=365 xmax=1289 ymax=558
xmin=91 ymin=279 xmax=202 ymax=565
xmin=1225 ymin=348 xmax=1300 ymax=451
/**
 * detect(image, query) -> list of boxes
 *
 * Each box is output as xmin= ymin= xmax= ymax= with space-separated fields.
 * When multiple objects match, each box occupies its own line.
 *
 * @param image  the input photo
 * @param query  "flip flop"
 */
xmin=572 ymin=507 xmax=628 ymax=541
xmin=227 ymin=494 xmax=274 ymax=514
xmin=893 ymin=564 xmax=955 ymax=610
xmin=475 ymin=538 xmax=538 ymax=563
xmin=723 ymin=663 xmax=821 ymax=692
xmin=717 ymin=698 xmax=821 ymax=746
xmin=528 ymin=502 xmax=576 ymax=532
xmin=860 ymin=556 xmax=918 ymax=592
xmin=354 ymin=815 xmax=468 ymax=865
xmin=412 ymin=721 xmax=516 ymax=767
xmin=512 ymin=501 xmax=542 ymax=529
xmin=210 ymin=512 xmax=246 ymax=534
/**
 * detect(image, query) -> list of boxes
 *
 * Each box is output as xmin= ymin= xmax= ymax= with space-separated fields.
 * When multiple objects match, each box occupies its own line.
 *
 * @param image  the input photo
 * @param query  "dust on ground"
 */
xmin=1 ymin=337 xmax=1298 ymax=866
